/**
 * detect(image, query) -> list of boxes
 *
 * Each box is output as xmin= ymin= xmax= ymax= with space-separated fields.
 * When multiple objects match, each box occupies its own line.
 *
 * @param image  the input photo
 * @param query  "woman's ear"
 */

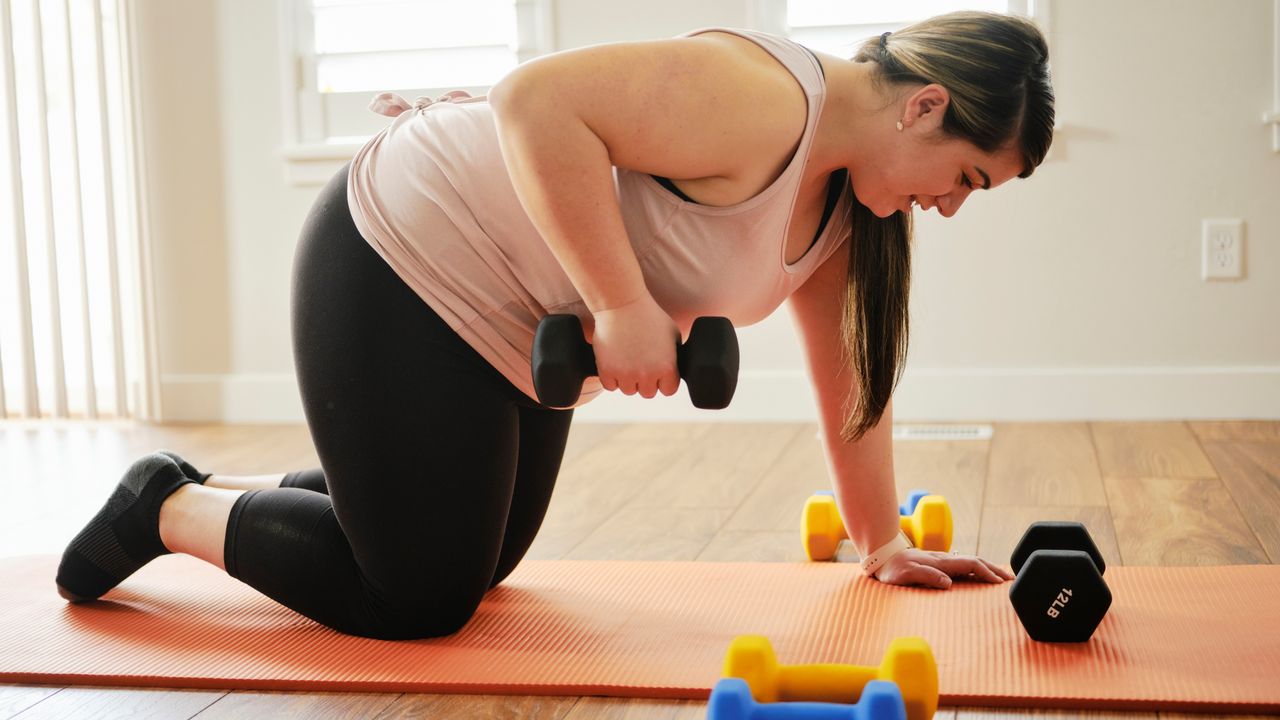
xmin=903 ymin=84 xmax=950 ymax=132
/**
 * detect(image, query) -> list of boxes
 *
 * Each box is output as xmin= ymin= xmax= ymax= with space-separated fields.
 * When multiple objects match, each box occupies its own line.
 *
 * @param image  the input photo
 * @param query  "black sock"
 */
xmin=160 ymin=449 xmax=323 ymax=494
xmin=56 ymin=453 xmax=195 ymax=602
xmin=155 ymin=449 xmax=213 ymax=484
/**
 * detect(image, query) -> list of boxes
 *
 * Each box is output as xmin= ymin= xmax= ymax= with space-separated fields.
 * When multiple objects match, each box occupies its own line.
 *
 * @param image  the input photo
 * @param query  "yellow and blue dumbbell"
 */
xmin=802 ymin=490 xmax=953 ymax=562
xmin=707 ymin=676 xmax=906 ymax=719
xmin=721 ymin=635 xmax=937 ymax=720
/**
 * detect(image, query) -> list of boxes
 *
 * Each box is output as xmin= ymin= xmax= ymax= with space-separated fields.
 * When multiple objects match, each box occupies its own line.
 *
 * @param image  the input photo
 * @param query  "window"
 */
xmin=785 ymin=0 xmax=1013 ymax=57
xmin=312 ymin=0 xmax=518 ymax=95
xmin=748 ymin=0 xmax=1056 ymax=154
xmin=748 ymin=0 xmax=1050 ymax=57
xmin=278 ymin=0 xmax=554 ymax=184
xmin=279 ymin=0 xmax=1052 ymax=183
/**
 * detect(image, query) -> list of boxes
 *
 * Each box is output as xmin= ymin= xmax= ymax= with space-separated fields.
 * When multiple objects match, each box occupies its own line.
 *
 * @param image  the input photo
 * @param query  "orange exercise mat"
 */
xmin=1 ymin=554 xmax=1278 ymax=713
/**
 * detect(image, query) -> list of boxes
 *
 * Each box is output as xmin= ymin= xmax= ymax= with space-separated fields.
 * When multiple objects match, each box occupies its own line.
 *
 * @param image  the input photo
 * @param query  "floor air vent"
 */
xmin=892 ymin=424 xmax=994 ymax=441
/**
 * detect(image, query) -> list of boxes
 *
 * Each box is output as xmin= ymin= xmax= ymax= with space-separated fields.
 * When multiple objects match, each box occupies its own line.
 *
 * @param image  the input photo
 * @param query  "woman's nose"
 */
xmin=937 ymin=188 xmax=973 ymax=218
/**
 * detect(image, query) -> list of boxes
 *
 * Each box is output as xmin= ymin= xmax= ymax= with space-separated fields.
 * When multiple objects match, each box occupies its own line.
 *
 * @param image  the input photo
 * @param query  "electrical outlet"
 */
xmin=1202 ymin=219 xmax=1244 ymax=280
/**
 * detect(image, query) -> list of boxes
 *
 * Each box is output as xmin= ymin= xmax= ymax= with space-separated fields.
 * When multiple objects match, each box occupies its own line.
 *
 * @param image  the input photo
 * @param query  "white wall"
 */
xmin=136 ymin=0 xmax=1280 ymax=423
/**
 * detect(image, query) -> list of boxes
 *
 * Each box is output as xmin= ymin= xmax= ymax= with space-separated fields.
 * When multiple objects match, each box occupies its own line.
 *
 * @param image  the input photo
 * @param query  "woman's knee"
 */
xmin=354 ymin=589 xmax=485 ymax=640
xmin=345 ymin=550 xmax=494 ymax=639
xmin=488 ymin=546 xmax=531 ymax=589
xmin=279 ymin=507 xmax=485 ymax=640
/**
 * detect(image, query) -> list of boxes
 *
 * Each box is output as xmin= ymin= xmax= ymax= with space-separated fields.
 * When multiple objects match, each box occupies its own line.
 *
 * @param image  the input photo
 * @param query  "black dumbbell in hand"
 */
xmin=1008 ymin=521 xmax=1113 ymax=642
xmin=531 ymin=314 xmax=739 ymax=409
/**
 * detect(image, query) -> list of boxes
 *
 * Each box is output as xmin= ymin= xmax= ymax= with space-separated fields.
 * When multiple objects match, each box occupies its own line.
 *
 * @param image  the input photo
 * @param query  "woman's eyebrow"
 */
xmin=974 ymin=166 xmax=991 ymax=190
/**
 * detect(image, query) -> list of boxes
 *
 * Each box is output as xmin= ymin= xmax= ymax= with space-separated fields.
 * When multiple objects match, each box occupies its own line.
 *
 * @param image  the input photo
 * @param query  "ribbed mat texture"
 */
xmin=1 ymin=555 xmax=1277 ymax=713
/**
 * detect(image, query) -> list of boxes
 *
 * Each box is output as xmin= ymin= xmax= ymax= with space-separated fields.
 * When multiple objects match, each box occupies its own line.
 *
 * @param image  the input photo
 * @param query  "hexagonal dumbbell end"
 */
xmin=706 ymin=678 xmax=756 ymax=720
xmin=706 ymin=678 xmax=757 ymax=720
xmin=856 ymin=679 xmax=910 ymax=720
xmin=802 ymin=492 xmax=846 ymax=561
xmin=679 ymin=316 xmax=740 ymax=410
xmin=1010 ymin=521 xmax=1106 ymax=575
xmin=899 ymin=494 xmax=952 ymax=552
xmin=873 ymin=638 xmax=937 ymax=720
xmin=722 ymin=636 xmax=783 ymax=703
xmin=707 ymin=677 xmax=906 ymax=720
xmin=898 ymin=490 xmax=930 ymax=516
xmin=1009 ymin=549 xmax=1113 ymax=642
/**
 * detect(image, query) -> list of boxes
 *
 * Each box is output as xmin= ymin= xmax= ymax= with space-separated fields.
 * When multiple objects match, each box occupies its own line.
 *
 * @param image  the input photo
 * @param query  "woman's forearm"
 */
xmin=490 ymin=90 xmax=647 ymax=314
xmin=789 ymin=254 xmax=903 ymax=560
xmin=821 ymin=399 xmax=901 ymax=557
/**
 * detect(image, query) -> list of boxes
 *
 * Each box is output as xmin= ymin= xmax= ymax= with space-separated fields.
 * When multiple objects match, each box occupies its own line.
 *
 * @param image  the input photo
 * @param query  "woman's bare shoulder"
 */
xmin=490 ymin=32 xmax=807 ymax=186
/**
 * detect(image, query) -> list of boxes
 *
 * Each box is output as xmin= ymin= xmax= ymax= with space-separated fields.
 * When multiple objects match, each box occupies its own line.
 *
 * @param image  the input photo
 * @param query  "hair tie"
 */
xmin=879 ymin=31 xmax=891 ymax=51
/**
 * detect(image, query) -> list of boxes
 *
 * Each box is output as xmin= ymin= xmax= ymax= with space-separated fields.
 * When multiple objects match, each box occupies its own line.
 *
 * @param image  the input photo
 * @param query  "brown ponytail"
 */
xmin=838 ymin=11 xmax=1054 ymax=441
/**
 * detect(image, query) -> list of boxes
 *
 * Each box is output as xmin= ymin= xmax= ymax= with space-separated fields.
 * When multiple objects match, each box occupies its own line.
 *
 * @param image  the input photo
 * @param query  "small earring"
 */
xmin=896 ymin=120 xmax=904 ymax=131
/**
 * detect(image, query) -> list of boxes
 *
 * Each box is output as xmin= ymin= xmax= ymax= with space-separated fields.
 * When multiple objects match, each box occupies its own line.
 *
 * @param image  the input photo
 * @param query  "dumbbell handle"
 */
xmin=709 ymin=678 xmax=905 ymax=720
xmin=706 ymin=676 xmax=906 ymax=717
xmin=724 ymin=636 xmax=937 ymax=720
xmin=542 ymin=323 xmax=701 ymax=385
xmin=531 ymin=314 xmax=738 ymax=408
xmin=768 ymin=664 xmax=881 ymax=704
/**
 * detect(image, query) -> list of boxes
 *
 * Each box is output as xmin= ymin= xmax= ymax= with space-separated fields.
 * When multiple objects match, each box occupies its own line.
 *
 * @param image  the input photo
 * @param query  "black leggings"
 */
xmin=222 ymin=163 xmax=573 ymax=640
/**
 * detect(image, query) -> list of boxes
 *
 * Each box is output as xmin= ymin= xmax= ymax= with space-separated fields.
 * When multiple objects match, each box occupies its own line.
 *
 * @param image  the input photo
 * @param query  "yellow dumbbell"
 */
xmin=802 ymin=490 xmax=953 ymax=561
xmin=722 ymin=635 xmax=938 ymax=720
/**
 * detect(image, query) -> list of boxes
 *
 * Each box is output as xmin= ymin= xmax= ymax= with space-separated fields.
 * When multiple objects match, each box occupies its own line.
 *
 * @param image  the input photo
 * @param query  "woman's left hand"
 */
xmin=872 ymin=548 xmax=1014 ymax=589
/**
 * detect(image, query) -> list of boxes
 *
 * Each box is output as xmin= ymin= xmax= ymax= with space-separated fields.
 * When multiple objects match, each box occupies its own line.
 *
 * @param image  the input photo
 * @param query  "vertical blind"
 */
xmin=0 ymin=0 xmax=147 ymax=420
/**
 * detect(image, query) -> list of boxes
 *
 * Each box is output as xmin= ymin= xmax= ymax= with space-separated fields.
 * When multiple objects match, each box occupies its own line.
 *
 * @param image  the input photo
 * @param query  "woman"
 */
xmin=57 ymin=11 xmax=1053 ymax=640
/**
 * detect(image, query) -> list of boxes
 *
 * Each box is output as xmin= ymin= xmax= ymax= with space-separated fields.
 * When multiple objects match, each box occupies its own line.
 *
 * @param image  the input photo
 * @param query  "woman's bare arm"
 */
xmin=786 ymin=240 xmax=902 ymax=557
xmin=488 ymin=35 xmax=801 ymax=312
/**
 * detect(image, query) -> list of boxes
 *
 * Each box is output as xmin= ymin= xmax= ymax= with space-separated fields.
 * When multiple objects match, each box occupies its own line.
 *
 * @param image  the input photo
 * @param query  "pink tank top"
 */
xmin=346 ymin=26 xmax=852 ymax=406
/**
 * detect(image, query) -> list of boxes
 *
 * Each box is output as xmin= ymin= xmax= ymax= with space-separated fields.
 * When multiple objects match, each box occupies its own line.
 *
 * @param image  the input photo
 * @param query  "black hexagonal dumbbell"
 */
xmin=1008 ymin=521 xmax=1113 ymax=643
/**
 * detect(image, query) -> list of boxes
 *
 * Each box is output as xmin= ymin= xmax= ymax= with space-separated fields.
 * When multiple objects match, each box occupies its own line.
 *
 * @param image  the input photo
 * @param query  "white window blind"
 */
xmin=0 ymin=0 xmax=151 ymax=420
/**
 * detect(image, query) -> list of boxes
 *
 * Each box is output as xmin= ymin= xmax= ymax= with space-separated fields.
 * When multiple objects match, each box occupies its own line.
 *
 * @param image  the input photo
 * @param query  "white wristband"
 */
xmin=860 ymin=530 xmax=913 ymax=577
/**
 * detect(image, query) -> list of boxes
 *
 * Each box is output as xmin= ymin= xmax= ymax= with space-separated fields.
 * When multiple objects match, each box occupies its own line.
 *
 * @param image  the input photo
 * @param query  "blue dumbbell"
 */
xmin=898 ymin=490 xmax=930 ymax=516
xmin=707 ymin=677 xmax=907 ymax=720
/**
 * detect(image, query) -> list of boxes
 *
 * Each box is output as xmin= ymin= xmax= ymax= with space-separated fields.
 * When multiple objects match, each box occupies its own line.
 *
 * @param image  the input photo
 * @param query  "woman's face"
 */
xmin=850 ymin=85 xmax=1027 ymax=219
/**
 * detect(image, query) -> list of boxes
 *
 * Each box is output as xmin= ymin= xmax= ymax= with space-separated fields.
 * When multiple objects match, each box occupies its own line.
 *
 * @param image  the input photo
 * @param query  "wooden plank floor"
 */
xmin=1 ymin=420 xmax=1276 ymax=719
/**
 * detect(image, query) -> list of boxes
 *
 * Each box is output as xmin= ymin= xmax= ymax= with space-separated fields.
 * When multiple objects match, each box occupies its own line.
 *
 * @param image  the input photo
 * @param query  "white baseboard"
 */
xmin=160 ymin=366 xmax=1280 ymax=424
xmin=160 ymin=373 xmax=306 ymax=423
xmin=891 ymin=366 xmax=1280 ymax=422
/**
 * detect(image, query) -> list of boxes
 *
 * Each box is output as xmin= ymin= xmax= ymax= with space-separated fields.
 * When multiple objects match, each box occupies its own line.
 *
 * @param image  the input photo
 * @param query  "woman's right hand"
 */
xmin=590 ymin=294 xmax=682 ymax=399
xmin=873 ymin=548 xmax=1014 ymax=589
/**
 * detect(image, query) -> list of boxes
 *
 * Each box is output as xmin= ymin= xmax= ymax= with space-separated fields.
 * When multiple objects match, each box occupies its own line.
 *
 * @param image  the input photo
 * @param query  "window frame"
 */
xmin=276 ymin=0 xmax=556 ymax=185
xmin=748 ymin=0 xmax=1060 ymax=159
xmin=276 ymin=0 xmax=1059 ymax=185
xmin=748 ymin=0 xmax=1051 ymax=40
